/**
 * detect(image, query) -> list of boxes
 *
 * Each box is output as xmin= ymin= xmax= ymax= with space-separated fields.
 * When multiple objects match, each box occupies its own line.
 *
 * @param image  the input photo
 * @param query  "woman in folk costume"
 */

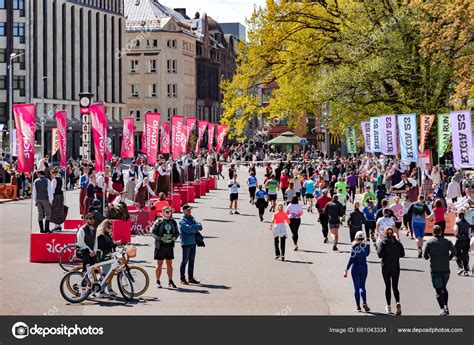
xmin=155 ymin=161 xmax=170 ymax=195
xmin=185 ymin=154 xmax=195 ymax=182
xmin=171 ymin=161 xmax=181 ymax=185
xmin=112 ymin=160 xmax=125 ymax=194
xmin=125 ymin=160 xmax=138 ymax=202
xmin=83 ymin=173 xmax=98 ymax=219
xmin=134 ymin=177 xmax=156 ymax=209
xmin=50 ymin=168 xmax=67 ymax=231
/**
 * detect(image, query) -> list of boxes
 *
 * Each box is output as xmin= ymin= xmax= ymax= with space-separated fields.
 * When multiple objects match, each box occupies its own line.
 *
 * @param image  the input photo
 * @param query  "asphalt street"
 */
xmin=1 ymin=166 xmax=473 ymax=315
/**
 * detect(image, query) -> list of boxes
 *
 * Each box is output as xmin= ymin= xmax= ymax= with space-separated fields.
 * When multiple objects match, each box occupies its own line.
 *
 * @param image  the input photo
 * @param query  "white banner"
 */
xmin=397 ymin=113 xmax=418 ymax=163
xmin=370 ymin=117 xmax=382 ymax=152
xmin=380 ymin=115 xmax=398 ymax=155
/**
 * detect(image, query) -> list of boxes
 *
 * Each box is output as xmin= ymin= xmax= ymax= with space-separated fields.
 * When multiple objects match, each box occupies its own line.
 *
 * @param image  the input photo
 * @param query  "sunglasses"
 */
xmin=86 ymin=217 xmax=94 ymax=220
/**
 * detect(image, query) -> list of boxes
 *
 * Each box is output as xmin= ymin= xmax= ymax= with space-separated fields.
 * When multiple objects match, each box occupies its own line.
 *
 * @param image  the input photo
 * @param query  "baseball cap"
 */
xmin=322 ymin=189 xmax=328 ymax=194
xmin=355 ymin=231 xmax=365 ymax=240
xmin=182 ymin=204 xmax=193 ymax=210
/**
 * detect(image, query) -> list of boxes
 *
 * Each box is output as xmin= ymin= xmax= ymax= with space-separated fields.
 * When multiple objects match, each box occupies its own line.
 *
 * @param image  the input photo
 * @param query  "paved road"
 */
xmin=1 ymin=166 xmax=473 ymax=315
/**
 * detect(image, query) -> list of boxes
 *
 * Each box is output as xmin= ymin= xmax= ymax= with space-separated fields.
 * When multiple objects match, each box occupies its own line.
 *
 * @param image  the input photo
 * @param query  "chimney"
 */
xmin=174 ymin=8 xmax=187 ymax=17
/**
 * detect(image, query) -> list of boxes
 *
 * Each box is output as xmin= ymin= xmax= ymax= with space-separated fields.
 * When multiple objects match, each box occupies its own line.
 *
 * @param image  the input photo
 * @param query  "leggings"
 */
xmin=435 ymin=287 xmax=449 ymax=309
xmin=319 ymin=213 xmax=329 ymax=239
xmin=249 ymin=186 xmax=257 ymax=199
xmin=455 ymin=239 xmax=470 ymax=271
xmin=435 ymin=221 xmax=446 ymax=236
xmin=351 ymin=265 xmax=368 ymax=307
xmin=382 ymin=267 xmax=400 ymax=305
xmin=281 ymin=188 xmax=287 ymax=201
xmin=348 ymin=186 xmax=356 ymax=201
xmin=274 ymin=236 xmax=286 ymax=257
xmin=289 ymin=218 xmax=301 ymax=245
xmin=365 ymin=221 xmax=376 ymax=241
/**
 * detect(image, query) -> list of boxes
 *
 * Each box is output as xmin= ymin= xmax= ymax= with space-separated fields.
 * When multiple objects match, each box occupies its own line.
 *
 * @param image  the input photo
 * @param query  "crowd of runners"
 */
xmin=5 ymin=145 xmax=473 ymax=315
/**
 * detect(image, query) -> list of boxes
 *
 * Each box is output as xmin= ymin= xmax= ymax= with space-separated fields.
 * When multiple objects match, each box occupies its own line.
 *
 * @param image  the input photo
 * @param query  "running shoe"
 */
xmin=439 ymin=309 xmax=448 ymax=316
xmin=418 ymin=249 xmax=422 ymax=258
xmin=457 ymin=268 xmax=464 ymax=275
xmin=355 ymin=306 xmax=362 ymax=312
xmin=180 ymin=279 xmax=189 ymax=285
xmin=385 ymin=305 xmax=392 ymax=314
xmin=332 ymin=245 xmax=338 ymax=251
xmin=96 ymin=292 xmax=111 ymax=298
xmin=188 ymin=278 xmax=200 ymax=284
xmin=275 ymin=256 xmax=280 ymax=260
xmin=155 ymin=281 xmax=162 ymax=288
xmin=444 ymin=306 xmax=450 ymax=315
xmin=229 ymin=210 xmax=233 ymax=215
xmin=294 ymin=245 xmax=298 ymax=251
xmin=323 ymin=238 xmax=328 ymax=244
xmin=395 ymin=303 xmax=402 ymax=316
xmin=281 ymin=256 xmax=285 ymax=261
xmin=168 ymin=280 xmax=177 ymax=288
xmin=362 ymin=304 xmax=371 ymax=312
xmin=234 ymin=210 xmax=240 ymax=215
xmin=463 ymin=270 xmax=469 ymax=276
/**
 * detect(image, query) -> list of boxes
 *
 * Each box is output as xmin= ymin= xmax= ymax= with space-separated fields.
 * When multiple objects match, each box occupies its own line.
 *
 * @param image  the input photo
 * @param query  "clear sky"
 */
xmin=161 ymin=0 xmax=267 ymax=26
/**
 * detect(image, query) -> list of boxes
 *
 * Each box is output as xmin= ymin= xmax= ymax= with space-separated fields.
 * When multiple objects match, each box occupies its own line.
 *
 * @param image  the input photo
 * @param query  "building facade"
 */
xmin=0 ymin=0 xmax=27 ymax=145
xmin=220 ymin=22 xmax=246 ymax=42
xmin=28 ymin=0 xmax=126 ymax=157
xmin=124 ymin=0 xmax=196 ymax=150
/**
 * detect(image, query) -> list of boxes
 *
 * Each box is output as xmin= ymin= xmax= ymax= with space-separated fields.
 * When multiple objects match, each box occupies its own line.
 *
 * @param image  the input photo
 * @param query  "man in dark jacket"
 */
xmin=178 ymin=204 xmax=203 ymax=285
xmin=324 ymin=195 xmax=345 ymax=251
xmin=89 ymin=199 xmax=106 ymax=229
xmin=76 ymin=214 xmax=98 ymax=272
xmin=316 ymin=189 xmax=332 ymax=243
xmin=423 ymin=225 xmax=457 ymax=316
xmin=348 ymin=202 xmax=366 ymax=242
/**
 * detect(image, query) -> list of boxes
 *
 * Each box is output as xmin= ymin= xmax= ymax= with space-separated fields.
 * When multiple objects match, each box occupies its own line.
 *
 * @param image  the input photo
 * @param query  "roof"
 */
xmin=266 ymin=132 xmax=302 ymax=145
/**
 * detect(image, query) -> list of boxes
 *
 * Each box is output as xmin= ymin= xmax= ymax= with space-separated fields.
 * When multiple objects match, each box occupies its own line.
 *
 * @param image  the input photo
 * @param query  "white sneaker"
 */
xmin=385 ymin=305 xmax=392 ymax=314
xmin=97 ymin=292 xmax=111 ymax=298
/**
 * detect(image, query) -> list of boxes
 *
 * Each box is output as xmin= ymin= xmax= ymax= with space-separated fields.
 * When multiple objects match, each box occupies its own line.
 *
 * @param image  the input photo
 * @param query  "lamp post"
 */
xmin=41 ymin=76 xmax=48 ymax=158
xmin=8 ymin=52 xmax=25 ymax=162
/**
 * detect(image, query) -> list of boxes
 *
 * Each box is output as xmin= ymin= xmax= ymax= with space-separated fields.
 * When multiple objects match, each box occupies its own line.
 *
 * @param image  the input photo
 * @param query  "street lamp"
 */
xmin=41 ymin=76 xmax=48 ymax=158
xmin=8 ymin=52 xmax=25 ymax=162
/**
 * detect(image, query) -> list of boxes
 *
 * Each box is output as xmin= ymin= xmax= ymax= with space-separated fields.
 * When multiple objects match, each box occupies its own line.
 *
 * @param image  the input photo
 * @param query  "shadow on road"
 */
xmin=298 ymin=249 xmax=327 ymax=254
xmin=174 ymin=287 xmax=210 ymax=294
xmin=202 ymin=219 xmax=234 ymax=223
xmin=399 ymin=268 xmax=425 ymax=272
xmin=284 ymin=260 xmax=313 ymax=264
xmin=203 ymin=236 xmax=220 ymax=239
xmin=198 ymin=283 xmax=231 ymax=290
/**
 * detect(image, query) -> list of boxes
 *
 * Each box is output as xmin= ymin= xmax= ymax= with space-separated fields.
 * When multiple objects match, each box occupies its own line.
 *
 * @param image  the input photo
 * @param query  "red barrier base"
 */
xmin=30 ymin=232 xmax=77 ymax=263
xmin=111 ymin=219 xmax=132 ymax=244
xmin=174 ymin=188 xmax=189 ymax=206
xmin=192 ymin=183 xmax=202 ymax=198
xmin=199 ymin=181 xmax=207 ymax=196
xmin=208 ymin=177 xmax=217 ymax=190
xmin=182 ymin=186 xmax=195 ymax=203
xmin=201 ymin=178 xmax=211 ymax=193
xmin=166 ymin=193 xmax=182 ymax=213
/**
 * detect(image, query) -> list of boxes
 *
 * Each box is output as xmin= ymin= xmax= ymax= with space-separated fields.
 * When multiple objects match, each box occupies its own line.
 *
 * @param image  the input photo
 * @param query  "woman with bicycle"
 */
xmin=96 ymin=219 xmax=122 ymax=297
xmin=151 ymin=206 xmax=180 ymax=289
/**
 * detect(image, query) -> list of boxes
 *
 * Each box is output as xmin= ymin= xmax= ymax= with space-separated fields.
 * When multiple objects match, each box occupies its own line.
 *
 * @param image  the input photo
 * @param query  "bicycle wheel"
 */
xmin=122 ymin=265 xmax=150 ymax=297
xmin=59 ymin=244 xmax=82 ymax=272
xmin=117 ymin=271 xmax=134 ymax=302
xmin=60 ymin=271 xmax=90 ymax=303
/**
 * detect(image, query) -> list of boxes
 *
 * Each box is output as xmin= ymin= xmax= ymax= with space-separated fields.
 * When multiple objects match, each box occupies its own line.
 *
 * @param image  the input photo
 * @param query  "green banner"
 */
xmin=345 ymin=126 xmax=357 ymax=154
xmin=437 ymin=114 xmax=451 ymax=157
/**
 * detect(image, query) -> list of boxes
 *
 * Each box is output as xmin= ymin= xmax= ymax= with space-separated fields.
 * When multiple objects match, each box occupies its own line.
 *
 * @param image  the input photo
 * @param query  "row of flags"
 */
xmin=11 ymin=103 xmax=228 ymax=173
xmin=344 ymin=111 xmax=474 ymax=168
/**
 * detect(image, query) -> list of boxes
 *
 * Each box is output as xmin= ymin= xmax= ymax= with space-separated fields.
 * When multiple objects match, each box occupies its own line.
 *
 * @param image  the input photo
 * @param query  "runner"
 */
xmin=255 ymin=185 xmax=268 ymax=222
xmin=316 ymin=189 xmax=332 ymax=243
xmin=285 ymin=183 xmax=296 ymax=205
xmin=348 ymin=202 xmax=366 ymax=242
xmin=280 ymin=170 xmax=290 ymax=201
xmin=375 ymin=208 xmax=396 ymax=250
xmin=247 ymin=171 xmax=258 ymax=204
xmin=344 ymin=231 xmax=371 ymax=313
xmin=409 ymin=195 xmax=432 ymax=258
xmin=363 ymin=199 xmax=377 ymax=244
xmin=389 ymin=197 xmax=404 ymax=239
xmin=286 ymin=196 xmax=304 ymax=251
xmin=324 ymin=195 xmax=345 ymax=251
xmin=377 ymin=226 xmax=405 ymax=315
xmin=303 ymin=177 xmax=316 ymax=212
xmin=430 ymin=199 xmax=448 ymax=236
xmin=423 ymin=225 xmax=457 ymax=316
xmin=265 ymin=174 xmax=279 ymax=212
xmin=228 ymin=174 xmax=241 ymax=215
xmin=453 ymin=209 xmax=471 ymax=276
xmin=269 ymin=203 xmax=290 ymax=261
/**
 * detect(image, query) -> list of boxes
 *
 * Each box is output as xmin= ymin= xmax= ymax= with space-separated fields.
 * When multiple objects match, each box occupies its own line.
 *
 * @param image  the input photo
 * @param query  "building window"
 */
xmin=147 ymin=39 xmax=158 ymax=48
xmin=130 ymin=60 xmax=138 ymax=73
xmin=0 ymin=23 xmax=5 ymax=36
xmin=167 ymin=59 xmax=177 ymax=73
xmin=148 ymin=84 xmax=157 ymax=97
xmin=0 ymin=76 xmax=6 ymax=89
xmin=130 ymin=39 xmax=140 ymax=48
xmin=167 ymin=108 xmax=177 ymax=121
xmin=13 ymin=49 xmax=26 ymax=69
xmin=167 ymin=84 xmax=177 ymax=98
xmin=13 ymin=0 xmax=25 ymax=15
xmin=135 ymin=110 xmax=141 ymax=122
xmin=131 ymin=84 xmax=139 ymax=98
xmin=0 ymin=1 xmax=5 ymax=9
xmin=167 ymin=39 xmax=177 ymax=48
xmin=262 ymin=88 xmax=272 ymax=103
xmin=13 ymin=76 xmax=26 ymax=96
xmin=149 ymin=59 xmax=157 ymax=73
xmin=0 ymin=48 xmax=5 ymax=63
xmin=13 ymin=23 xmax=25 ymax=42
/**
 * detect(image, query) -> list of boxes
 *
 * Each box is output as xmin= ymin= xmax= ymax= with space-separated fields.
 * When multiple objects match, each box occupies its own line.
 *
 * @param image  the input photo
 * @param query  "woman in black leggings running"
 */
xmin=377 ymin=227 xmax=405 ymax=315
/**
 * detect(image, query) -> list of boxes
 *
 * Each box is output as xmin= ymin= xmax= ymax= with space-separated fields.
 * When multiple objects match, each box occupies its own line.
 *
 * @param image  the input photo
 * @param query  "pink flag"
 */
xmin=141 ymin=121 xmax=146 ymax=153
xmin=180 ymin=117 xmax=196 ymax=154
xmin=171 ymin=116 xmax=184 ymax=159
xmin=55 ymin=110 xmax=67 ymax=168
xmin=216 ymin=124 xmax=228 ymax=153
xmin=121 ymin=117 xmax=135 ymax=159
xmin=195 ymin=120 xmax=208 ymax=153
xmin=144 ymin=112 xmax=160 ymax=165
xmin=208 ymin=123 xmax=215 ymax=152
xmin=160 ymin=122 xmax=170 ymax=154
xmin=89 ymin=103 xmax=108 ymax=172
xmin=13 ymin=104 xmax=36 ymax=172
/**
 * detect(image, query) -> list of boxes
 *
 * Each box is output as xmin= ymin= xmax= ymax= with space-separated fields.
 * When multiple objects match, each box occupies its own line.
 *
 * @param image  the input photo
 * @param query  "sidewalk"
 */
xmin=0 ymin=196 xmax=30 ymax=204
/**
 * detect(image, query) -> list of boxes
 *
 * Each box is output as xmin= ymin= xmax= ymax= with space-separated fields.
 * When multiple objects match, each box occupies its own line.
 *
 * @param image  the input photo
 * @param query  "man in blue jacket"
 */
xmin=179 ymin=204 xmax=203 ymax=285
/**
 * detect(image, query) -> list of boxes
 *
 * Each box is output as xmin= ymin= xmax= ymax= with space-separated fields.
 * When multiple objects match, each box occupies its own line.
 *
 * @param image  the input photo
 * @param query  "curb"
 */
xmin=0 ymin=197 xmax=31 ymax=204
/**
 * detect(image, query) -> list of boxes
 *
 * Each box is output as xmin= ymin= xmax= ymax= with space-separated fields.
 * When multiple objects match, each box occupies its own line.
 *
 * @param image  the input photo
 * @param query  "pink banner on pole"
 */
xmin=89 ymin=103 xmax=108 ymax=172
xmin=208 ymin=123 xmax=215 ymax=152
xmin=141 ymin=121 xmax=146 ymax=153
xmin=121 ymin=117 xmax=135 ymax=159
xmin=55 ymin=110 xmax=67 ymax=168
xmin=195 ymin=121 xmax=208 ymax=153
xmin=144 ymin=112 xmax=160 ymax=165
xmin=171 ymin=116 xmax=184 ymax=159
xmin=13 ymin=104 xmax=36 ymax=172
xmin=181 ymin=117 xmax=196 ymax=154
xmin=160 ymin=122 xmax=170 ymax=154
xmin=216 ymin=124 xmax=228 ymax=153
